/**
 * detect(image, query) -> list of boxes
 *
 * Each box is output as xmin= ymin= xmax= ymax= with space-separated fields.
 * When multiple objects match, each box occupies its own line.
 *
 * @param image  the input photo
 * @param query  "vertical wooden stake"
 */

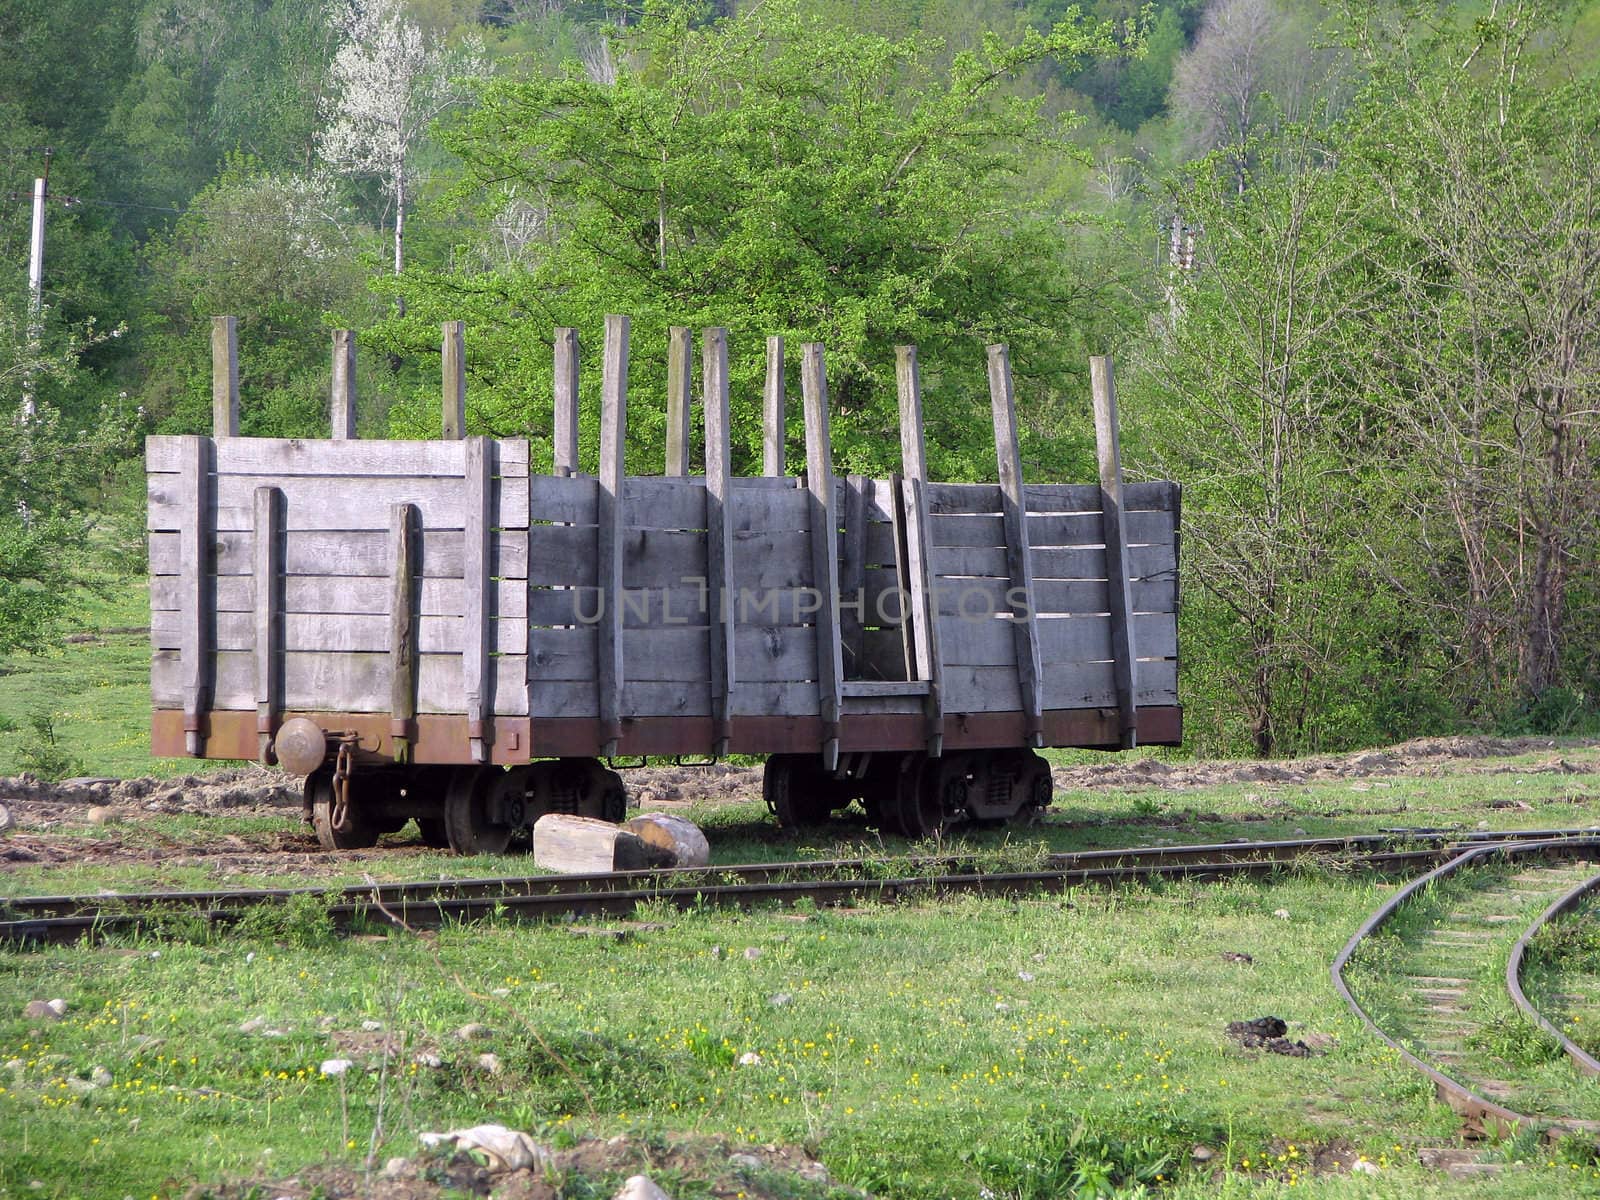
xmin=463 ymin=437 xmax=494 ymax=763
xmin=702 ymin=327 xmax=735 ymax=757
xmin=553 ymin=327 xmax=579 ymax=476
xmin=330 ymin=330 xmax=357 ymax=439
xmin=666 ymin=325 xmax=692 ymax=476
xmin=442 ymin=320 xmax=466 ymax=440
xmin=987 ymin=344 xmax=1044 ymax=748
xmin=211 ymin=316 xmax=238 ymax=437
xmin=597 ymin=315 xmax=630 ymax=758
xmin=839 ymin=475 xmax=867 ymax=676
xmin=763 ymin=335 xmax=786 ymax=476
xmin=801 ymin=343 xmax=844 ymax=771
xmin=1091 ymin=355 xmax=1139 ymax=749
xmin=253 ymin=486 xmax=283 ymax=765
xmin=895 ymin=345 xmax=944 ymax=756
xmin=179 ymin=435 xmax=213 ymax=755
xmin=389 ymin=502 xmax=419 ymax=762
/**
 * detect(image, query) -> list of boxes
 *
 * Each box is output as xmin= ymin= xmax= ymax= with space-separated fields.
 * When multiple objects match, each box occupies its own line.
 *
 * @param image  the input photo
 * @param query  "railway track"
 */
xmin=1333 ymin=838 xmax=1600 ymax=1142
xmin=4 ymin=826 xmax=1594 ymax=949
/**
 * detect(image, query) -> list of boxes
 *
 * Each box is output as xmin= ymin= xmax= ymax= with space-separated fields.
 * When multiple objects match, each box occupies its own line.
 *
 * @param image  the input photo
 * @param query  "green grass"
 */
xmin=0 ymin=578 xmax=241 ymax=780
xmin=5 ymin=872 xmax=1599 ymax=1200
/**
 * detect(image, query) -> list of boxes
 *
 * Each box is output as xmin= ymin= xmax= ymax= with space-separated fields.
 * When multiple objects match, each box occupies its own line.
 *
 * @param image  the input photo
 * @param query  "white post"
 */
xmin=21 ymin=176 xmax=46 ymax=421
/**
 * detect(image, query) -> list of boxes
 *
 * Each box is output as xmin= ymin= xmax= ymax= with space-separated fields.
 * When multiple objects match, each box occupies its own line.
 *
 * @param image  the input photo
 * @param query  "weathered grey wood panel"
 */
xmin=930 ymin=543 xmax=1177 ymax=582
xmin=154 ymin=649 xmax=530 ymax=715
xmin=150 ymin=530 xmax=528 ymax=579
xmin=530 ymin=473 xmax=597 ymax=524
xmin=530 ymin=525 xmax=600 ymax=585
xmin=147 ymin=436 xmax=529 ymax=476
xmin=731 ymin=680 xmax=820 ymax=718
xmin=152 ymin=609 xmax=537 ymax=656
xmin=623 ymin=476 xmax=707 ymax=530
xmin=153 ymin=575 xmax=530 ymax=619
xmin=729 ymin=531 xmax=813 ymax=591
xmin=730 ymin=485 xmax=809 ymax=533
xmin=148 ymin=475 xmax=534 ymax=533
xmin=924 ymin=480 xmax=1178 ymax=515
xmin=927 ymin=510 xmax=1174 ymax=548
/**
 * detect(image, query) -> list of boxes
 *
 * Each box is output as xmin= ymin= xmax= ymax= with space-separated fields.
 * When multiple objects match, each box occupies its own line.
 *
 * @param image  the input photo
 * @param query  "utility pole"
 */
xmin=21 ymin=148 xmax=52 ymax=422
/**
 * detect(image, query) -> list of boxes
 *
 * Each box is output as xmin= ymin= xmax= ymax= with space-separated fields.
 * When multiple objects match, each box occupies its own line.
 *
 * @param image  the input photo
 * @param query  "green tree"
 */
xmin=141 ymin=160 xmax=375 ymax=437
xmin=374 ymin=0 xmax=1132 ymax=481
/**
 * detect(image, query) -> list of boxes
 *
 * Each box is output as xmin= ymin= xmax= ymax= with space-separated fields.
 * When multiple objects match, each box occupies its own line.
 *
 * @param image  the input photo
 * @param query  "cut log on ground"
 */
xmin=624 ymin=812 xmax=711 ymax=868
xmin=533 ymin=813 xmax=675 ymax=873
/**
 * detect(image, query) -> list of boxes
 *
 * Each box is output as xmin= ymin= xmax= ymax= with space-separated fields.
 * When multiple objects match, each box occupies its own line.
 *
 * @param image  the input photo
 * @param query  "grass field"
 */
xmin=7 ymin=585 xmax=1600 ymax=1198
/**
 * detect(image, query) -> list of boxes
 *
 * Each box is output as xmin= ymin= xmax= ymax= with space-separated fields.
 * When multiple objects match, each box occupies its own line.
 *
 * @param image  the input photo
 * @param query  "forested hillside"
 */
xmin=3 ymin=0 xmax=1598 ymax=756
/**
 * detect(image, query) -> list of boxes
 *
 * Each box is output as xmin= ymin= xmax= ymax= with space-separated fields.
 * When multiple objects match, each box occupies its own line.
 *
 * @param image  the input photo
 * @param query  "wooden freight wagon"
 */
xmin=148 ymin=317 xmax=1181 ymax=853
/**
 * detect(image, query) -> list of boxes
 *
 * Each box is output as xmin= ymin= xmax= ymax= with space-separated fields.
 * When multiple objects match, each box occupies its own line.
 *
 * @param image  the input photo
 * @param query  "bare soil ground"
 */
xmin=193 ymin=1133 xmax=843 ymax=1200
xmin=1 ymin=736 xmax=1594 ymax=878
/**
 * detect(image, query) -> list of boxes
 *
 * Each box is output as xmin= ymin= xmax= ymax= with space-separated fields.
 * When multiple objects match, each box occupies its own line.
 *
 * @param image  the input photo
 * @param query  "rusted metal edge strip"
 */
xmin=1331 ymin=838 xmax=1600 ymax=1136
xmin=1506 ymin=868 xmax=1600 ymax=1078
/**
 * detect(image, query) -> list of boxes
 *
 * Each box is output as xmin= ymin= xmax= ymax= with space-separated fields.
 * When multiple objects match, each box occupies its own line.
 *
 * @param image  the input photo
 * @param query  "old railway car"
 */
xmin=148 ymin=317 xmax=1181 ymax=853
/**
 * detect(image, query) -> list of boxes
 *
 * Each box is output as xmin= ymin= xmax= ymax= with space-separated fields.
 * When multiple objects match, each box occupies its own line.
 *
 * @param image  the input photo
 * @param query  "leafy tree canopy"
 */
xmin=372 ymin=0 xmax=1135 ymax=481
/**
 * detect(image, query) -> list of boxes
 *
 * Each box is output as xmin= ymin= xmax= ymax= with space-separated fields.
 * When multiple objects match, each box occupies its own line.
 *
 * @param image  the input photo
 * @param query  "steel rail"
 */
xmin=1506 ymin=869 xmax=1600 ymax=1078
xmin=0 ymin=832 xmax=1426 ymax=923
xmin=2 ymin=840 xmax=1449 ymax=949
xmin=1331 ymin=837 xmax=1600 ymax=1139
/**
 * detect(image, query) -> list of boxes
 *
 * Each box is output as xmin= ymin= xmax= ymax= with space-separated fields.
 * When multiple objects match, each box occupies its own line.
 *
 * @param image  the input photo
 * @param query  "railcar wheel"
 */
xmin=898 ymin=753 xmax=969 ymax=839
xmin=444 ymin=765 xmax=528 ymax=855
xmin=764 ymin=754 xmax=835 ymax=829
xmin=308 ymin=768 xmax=380 ymax=851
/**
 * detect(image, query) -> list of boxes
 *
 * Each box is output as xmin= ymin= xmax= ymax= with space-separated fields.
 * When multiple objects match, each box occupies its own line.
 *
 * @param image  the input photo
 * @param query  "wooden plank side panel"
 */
xmin=154 ymin=611 xmax=535 ymax=656
xmin=923 ymin=480 xmax=1178 ymax=515
xmin=154 ymin=650 xmax=529 ymax=715
xmin=151 ymin=530 xmax=528 ymax=580
xmin=623 ymin=476 xmax=707 ymax=531
xmin=729 ymin=485 xmax=809 ymax=534
xmin=149 ymin=436 xmax=477 ymax=477
xmin=153 ymin=575 xmax=530 ymax=619
xmin=531 ymin=474 xmax=598 ymax=524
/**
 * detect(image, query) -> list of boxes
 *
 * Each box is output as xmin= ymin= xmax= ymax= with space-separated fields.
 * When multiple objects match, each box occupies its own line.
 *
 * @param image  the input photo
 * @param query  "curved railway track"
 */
xmin=4 ymin=826 xmax=1595 ymax=950
xmin=1334 ymin=838 xmax=1600 ymax=1142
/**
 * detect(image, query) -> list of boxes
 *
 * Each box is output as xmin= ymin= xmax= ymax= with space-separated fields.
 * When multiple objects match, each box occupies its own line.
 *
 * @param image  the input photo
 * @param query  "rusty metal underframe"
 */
xmin=152 ymin=706 xmax=1182 ymax=766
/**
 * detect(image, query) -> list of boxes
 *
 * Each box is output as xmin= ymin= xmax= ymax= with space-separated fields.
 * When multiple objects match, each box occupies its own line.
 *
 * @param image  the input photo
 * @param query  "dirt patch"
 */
xmin=1052 ymin=735 xmax=1600 ymax=793
xmin=192 ymin=1133 xmax=850 ymax=1200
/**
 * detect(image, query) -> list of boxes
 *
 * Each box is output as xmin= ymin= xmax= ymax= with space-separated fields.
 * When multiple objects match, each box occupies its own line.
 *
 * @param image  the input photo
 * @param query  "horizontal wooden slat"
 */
xmin=153 ymin=610 xmax=528 ymax=656
xmin=941 ymin=665 xmax=1023 ymax=713
xmin=153 ymin=649 xmax=529 ymax=715
xmin=841 ymin=679 xmax=930 ymax=697
xmin=935 ymin=611 xmax=1178 ymax=669
xmin=623 ymin=527 xmax=707 ymax=588
xmin=529 ymin=525 xmax=599 ymax=585
xmin=861 ymin=520 xmax=898 ymax=566
xmin=932 ymin=543 xmax=1176 ymax=582
xmin=924 ymin=480 xmax=1178 ymax=515
xmin=149 ymin=475 xmax=532 ymax=533
xmin=529 ymin=585 xmax=713 ymax=629
xmin=1028 ymin=510 xmax=1174 ymax=547
xmin=530 ymin=474 xmax=598 ymax=524
xmin=1041 ymin=659 xmax=1178 ymax=710
xmin=730 ymin=486 xmax=810 ymax=534
xmin=147 ymin=436 xmax=528 ymax=477
xmin=153 ymin=575 xmax=529 ymax=618
xmin=529 ymin=679 xmax=598 ymax=718
xmin=730 ymin=680 xmax=820 ymax=717
xmin=730 ymin=531 xmax=813 ymax=591
xmin=621 ymin=681 xmax=712 ymax=718
xmin=623 ymin=477 xmax=707 ymax=531
xmin=150 ymin=530 xmax=528 ymax=580
xmin=736 ymin=624 xmax=817 ymax=683
xmin=928 ymin=576 xmax=1176 ymax=617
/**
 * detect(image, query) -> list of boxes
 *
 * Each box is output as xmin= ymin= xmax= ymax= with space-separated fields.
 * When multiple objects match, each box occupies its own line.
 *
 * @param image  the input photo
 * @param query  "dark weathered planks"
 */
xmin=702 ymin=327 xmax=736 ymax=754
xmin=462 ymin=437 xmax=494 ymax=762
xmin=763 ymin=335 xmax=785 ymax=476
xmin=666 ymin=325 xmax=692 ymax=477
xmin=330 ymin=330 xmax=357 ymax=440
xmin=553 ymin=327 xmax=580 ymax=477
xmin=896 ymin=345 xmax=944 ymax=754
xmin=150 ymin=528 xmax=529 ymax=579
xmin=1091 ymin=354 xmax=1138 ymax=748
xmin=801 ymin=343 xmax=844 ymax=769
xmin=212 ymin=316 xmax=238 ymax=438
xmin=442 ymin=320 xmax=465 ymax=440
xmin=389 ymin=502 xmax=419 ymax=757
xmin=178 ymin=436 xmax=213 ymax=754
xmin=252 ymin=486 xmax=283 ymax=761
xmin=987 ymin=344 xmax=1043 ymax=745
xmin=597 ymin=314 xmax=629 ymax=756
